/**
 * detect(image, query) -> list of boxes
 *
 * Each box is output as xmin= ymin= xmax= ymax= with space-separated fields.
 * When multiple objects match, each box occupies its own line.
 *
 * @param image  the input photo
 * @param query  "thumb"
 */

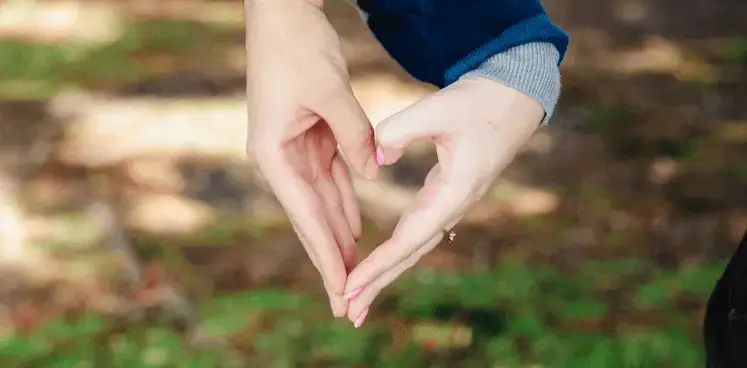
xmin=315 ymin=88 xmax=378 ymax=180
xmin=375 ymin=92 xmax=452 ymax=166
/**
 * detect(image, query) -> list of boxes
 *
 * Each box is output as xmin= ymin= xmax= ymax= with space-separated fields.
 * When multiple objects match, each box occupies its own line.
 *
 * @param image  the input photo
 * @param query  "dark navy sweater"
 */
xmin=356 ymin=0 xmax=569 ymax=88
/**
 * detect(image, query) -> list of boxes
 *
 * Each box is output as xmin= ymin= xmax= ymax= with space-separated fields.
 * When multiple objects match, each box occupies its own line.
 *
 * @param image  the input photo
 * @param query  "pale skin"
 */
xmin=245 ymin=0 xmax=377 ymax=318
xmin=245 ymin=0 xmax=545 ymax=327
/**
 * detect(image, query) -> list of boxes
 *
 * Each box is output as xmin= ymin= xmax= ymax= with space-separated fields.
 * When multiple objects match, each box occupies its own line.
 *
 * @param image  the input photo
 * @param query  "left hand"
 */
xmin=341 ymin=77 xmax=546 ymax=327
xmin=244 ymin=0 xmax=377 ymax=318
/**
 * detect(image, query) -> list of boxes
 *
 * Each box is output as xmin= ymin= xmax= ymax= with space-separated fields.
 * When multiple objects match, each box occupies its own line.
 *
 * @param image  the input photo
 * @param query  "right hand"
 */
xmin=244 ymin=0 xmax=378 ymax=317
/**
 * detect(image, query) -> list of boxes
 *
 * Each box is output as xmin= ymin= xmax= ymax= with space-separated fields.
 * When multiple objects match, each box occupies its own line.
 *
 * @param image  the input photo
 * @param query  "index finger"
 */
xmin=258 ymin=152 xmax=349 ymax=314
xmin=344 ymin=157 xmax=479 ymax=295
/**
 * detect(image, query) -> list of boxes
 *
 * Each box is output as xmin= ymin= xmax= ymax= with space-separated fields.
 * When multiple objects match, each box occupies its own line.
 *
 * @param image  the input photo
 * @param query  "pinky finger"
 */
xmin=331 ymin=154 xmax=363 ymax=240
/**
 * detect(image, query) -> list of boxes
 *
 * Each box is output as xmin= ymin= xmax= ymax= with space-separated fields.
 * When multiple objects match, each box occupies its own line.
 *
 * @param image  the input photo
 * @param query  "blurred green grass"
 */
xmin=0 ymin=257 xmax=719 ymax=367
xmin=0 ymin=19 xmax=218 ymax=99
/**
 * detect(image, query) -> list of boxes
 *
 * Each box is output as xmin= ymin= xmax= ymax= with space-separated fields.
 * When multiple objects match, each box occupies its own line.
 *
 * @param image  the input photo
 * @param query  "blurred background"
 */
xmin=0 ymin=0 xmax=746 ymax=366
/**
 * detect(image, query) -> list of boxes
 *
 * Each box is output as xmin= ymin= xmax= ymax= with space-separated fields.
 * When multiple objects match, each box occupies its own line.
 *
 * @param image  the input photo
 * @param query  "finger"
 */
xmin=346 ymin=214 xmax=463 ymax=324
xmin=291 ymin=222 xmax=320 ymax=271
xmin=346 ymin=232 xmax=440 ymax=322
xmin=313 ymin=87 xmax=378 ymax=180
xmin=331 ymin=154 xmax=362 ymax=241
xmin=292 ymin=220 xmax=341 ymax=314
xmin=344 ymin=160 xmax=478 ymax=296
xmin=311 ymin=159 xmax=358 ymax=272
xmin=258 ymin=152 xmax=348 ymax=309
xmin=374 ymin=89 xmax=459 ymax=166
xmin=304 ymin=126 xmax=358 ymax=271
xmin=389 ymin=164 xmax=441 ymax=235
xmin=293 ymin=222 xmax=348 ymax=317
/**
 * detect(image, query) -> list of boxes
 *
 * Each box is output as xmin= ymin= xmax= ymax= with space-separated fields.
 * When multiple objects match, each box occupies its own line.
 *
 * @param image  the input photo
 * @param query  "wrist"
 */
xmin=461 ymin=42 xmax=561 ymax=125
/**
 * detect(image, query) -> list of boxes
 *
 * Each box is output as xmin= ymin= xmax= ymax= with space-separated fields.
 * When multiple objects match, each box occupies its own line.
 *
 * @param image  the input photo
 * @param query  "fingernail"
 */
xmin=364 ymin=156 xmax=378 ymax=179
xmin=376 ymin=146 xmax=385 ymax=166
xmin=354 ymin=308 xmax=369 ymax=328
xmin=344 ymin=287 xmax=363 ymax=300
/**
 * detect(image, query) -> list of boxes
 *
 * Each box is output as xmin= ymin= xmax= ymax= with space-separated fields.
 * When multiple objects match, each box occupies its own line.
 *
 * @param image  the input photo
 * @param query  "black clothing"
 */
xmin=704 ymin=230 xmax=747 ymax=367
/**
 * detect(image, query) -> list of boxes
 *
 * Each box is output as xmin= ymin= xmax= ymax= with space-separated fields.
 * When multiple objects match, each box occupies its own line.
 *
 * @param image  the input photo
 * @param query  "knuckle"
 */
xmin=311 ymin=78 xmax=350 ymax=107
xmin=328 ymin=77 xmax=353 ymax=96
xmin=306 ymin=198 xmax=328 ymax=219
xmin=324 ymin=197 xmax=345 ymax=215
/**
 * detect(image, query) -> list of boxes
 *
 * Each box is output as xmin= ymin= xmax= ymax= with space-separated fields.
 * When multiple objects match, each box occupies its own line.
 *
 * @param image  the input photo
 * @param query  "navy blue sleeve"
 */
xmin=357 ymin=0 xmax=569 ymax=88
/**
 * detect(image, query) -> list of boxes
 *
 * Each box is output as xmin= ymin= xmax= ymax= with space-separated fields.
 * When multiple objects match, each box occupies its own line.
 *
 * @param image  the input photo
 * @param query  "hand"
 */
xmin=342 ymin=77 xmax=545 ymax=326
xmin=245 ymin=0 xmax=378 ymax=317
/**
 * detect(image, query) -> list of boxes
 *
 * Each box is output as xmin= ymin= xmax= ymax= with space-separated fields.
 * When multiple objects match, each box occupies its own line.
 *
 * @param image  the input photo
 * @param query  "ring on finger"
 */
xmin=442 ymin=229 xmax=456 ymax=243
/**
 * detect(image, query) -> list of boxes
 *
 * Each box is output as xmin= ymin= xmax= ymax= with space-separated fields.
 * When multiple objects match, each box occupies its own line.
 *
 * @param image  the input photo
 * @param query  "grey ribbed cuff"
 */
xmin=461 ymin=42 xmax=561 ymax=125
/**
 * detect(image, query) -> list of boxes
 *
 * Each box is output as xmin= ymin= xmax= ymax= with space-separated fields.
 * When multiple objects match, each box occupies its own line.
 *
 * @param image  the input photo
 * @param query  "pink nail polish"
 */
xmin=376 ymin=146 xmax=385 ymax=166
xmin=354 ymin=309 xmax=369 ymax=328
xmin=344 ymin=287 xmax=363 ymax=300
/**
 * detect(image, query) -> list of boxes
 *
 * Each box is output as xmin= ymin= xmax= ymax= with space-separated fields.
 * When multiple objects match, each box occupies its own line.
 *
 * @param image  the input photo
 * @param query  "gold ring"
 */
xmin=443 ymin=229 xmax=456 ymax=243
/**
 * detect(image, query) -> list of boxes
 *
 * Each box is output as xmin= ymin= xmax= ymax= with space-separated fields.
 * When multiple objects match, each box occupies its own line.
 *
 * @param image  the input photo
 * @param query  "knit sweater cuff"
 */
xmin=462 ymin=42 xmax=561 ymax=125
